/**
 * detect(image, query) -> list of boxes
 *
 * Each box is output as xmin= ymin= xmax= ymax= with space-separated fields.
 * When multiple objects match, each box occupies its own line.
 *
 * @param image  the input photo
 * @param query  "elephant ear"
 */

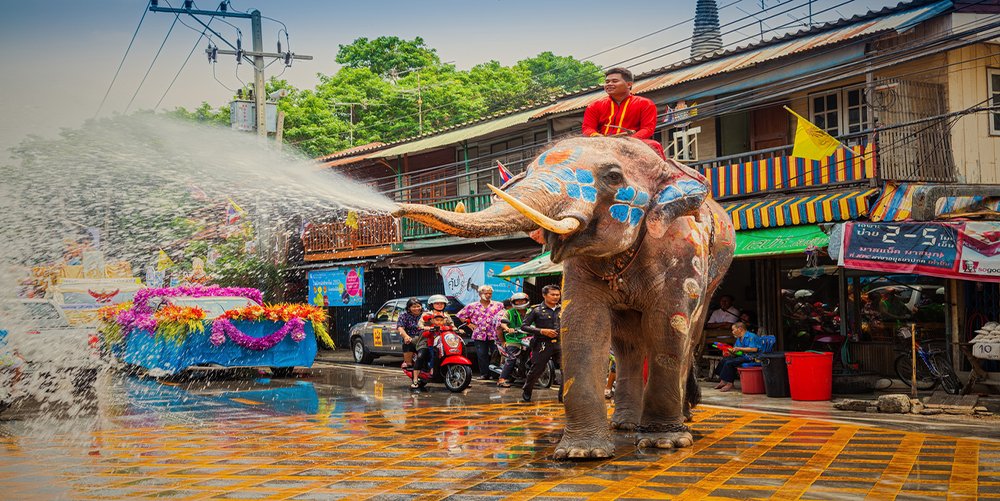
xmin=645 ymin=163 xmax=709 ymax=238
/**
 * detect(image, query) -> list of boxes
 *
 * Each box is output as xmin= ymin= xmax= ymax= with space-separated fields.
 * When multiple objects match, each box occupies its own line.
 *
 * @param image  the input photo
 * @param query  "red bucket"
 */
xmin=737 ymin=366 xmax=765 ymax=394
xmin=785 ymin=352 xmax=833 ymax=401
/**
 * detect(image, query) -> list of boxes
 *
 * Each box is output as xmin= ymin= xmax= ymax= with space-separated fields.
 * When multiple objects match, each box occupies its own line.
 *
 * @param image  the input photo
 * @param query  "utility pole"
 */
xmin=332 ymin=102 xmax=363 ymax=144
xmin=148 ymin=1 xmax=311 ymax=138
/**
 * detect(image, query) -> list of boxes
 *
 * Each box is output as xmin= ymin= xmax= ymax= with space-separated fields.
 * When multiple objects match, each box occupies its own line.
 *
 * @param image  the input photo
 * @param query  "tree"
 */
xmin=468 ymin=61 xmax=548 ymax=113
xmin=336 ymin=36 xmax=440 ymax=80
xmin=166 ymin=101 xmax=230 ymax=126
xmin=516 ymin=51 xmax=604 ymax=95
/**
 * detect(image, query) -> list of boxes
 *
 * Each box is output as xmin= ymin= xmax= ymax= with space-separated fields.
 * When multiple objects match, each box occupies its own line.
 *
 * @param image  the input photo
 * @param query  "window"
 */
xmin=809 ymin=86 xmax=871 ymax=140
xmin=990 ymin=68 xmax=1000 ymax=135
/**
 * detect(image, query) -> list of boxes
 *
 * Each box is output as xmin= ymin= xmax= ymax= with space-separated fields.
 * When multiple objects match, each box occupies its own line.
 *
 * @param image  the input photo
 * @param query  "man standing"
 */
xmin=582 ymin=67 xmax=664 ymax=159
xmin=520 ymin=284 xmax=562 ymax=402
xmin=457 ymin=285 xmax=506 ymax=380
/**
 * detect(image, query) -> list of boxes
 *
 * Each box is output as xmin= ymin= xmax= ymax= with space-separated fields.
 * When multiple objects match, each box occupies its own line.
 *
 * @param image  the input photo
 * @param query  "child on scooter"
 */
xmin=412 ymin=312 xmax=452 ymax=389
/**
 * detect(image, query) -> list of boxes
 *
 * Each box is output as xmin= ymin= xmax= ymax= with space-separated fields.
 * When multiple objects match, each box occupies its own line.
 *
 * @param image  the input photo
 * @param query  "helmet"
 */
xmin=427 ymin=294 xmax=448 ymax=307
xmin=794 ymin=289 xmax=813 ymax=299
xmin=510 ymin=292 xmax=529 ymax=309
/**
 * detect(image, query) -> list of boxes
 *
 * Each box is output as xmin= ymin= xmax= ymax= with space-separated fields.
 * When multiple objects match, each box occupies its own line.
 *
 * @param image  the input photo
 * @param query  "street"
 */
xmin=1 ymin=356 xmax=999 ymax=500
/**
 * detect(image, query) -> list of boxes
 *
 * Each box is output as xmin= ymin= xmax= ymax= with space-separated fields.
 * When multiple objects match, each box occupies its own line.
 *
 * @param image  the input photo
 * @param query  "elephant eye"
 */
xmin=603 ymin=170 xmax=624 ymax=185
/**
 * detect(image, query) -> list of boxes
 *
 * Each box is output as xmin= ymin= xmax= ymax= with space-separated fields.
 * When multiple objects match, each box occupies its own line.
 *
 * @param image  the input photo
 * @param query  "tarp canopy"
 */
xmin=497 ymin=251 xmax=561 ymax=279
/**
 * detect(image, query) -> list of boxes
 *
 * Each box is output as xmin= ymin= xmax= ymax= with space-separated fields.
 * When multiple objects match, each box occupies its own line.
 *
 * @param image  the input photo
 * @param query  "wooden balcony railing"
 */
xmin=303 ymin=215 xmax=401 ymax=261
xmin=402 ymin=194 xmax=494 ymax=240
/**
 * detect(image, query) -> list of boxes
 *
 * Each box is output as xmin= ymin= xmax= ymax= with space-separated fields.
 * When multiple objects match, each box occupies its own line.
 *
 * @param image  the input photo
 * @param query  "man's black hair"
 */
xmin=542 ymin=284 xmax=561 ymax=295
xmin=605 ymin=67 xmax=634 ymax=83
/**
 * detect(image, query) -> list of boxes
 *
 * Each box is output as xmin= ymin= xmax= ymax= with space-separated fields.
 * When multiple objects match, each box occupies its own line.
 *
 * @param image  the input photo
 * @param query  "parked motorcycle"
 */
xmin=403 ymin=325 xmax=473 ymax=392
xmin=487 ymin=336 xmax=556 ymax=388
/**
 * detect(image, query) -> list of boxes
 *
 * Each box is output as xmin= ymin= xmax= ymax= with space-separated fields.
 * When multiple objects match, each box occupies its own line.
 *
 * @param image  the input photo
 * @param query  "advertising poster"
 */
xmin=839 ymin=221 xmax=1000 ymax=283
xmin=441 ymin=261 xmax=523 ymax=304
xmin=308 ymin=266 xmax=365 ymax=307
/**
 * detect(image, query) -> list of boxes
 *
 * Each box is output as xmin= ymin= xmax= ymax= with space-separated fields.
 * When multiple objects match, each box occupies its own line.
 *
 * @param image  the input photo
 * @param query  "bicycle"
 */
xmin=893 ymin=327 xmax=963 ymax=395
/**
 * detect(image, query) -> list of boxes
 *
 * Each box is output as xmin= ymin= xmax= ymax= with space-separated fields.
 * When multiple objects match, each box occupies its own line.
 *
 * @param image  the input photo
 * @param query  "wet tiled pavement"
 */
xmin=1 ymin=367 xmax=999 ymax=500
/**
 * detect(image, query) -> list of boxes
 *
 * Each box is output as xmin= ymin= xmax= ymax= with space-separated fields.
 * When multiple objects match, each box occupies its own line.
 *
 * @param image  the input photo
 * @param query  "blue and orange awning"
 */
xmin=723 ymin=188 xmax=879 ymax=231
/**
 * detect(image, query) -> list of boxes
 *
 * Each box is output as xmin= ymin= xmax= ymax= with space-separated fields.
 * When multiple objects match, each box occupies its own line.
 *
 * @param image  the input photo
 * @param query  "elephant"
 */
xmin=393 ymin=136 xmax=735 ymax=459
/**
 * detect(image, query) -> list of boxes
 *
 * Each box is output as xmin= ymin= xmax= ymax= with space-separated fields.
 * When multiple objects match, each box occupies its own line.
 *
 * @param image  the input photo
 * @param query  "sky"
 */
xmin=0 ymin=0 xmax=901 ymax=152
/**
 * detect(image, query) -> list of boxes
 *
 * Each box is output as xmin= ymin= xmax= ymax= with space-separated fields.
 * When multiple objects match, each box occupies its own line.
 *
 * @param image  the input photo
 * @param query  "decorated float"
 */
xmin=98 ymin=285 xmax=334 ymax=375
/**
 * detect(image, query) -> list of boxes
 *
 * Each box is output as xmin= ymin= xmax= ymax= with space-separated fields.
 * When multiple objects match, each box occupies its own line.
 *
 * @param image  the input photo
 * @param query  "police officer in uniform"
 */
xmin=520 ymin=284 xmax=562 ymax=402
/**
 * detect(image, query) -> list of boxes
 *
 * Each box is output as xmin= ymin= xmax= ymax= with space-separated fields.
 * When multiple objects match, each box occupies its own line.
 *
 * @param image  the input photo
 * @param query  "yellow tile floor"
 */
xmin=1 ymin=401 xmax=998 ymax=500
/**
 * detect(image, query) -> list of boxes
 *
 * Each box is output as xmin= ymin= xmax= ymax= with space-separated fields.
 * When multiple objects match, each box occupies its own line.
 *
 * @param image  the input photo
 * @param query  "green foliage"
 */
xmin=516 ymin=51 xmax=604 ymax=94
xmin=336 ymin=36 xmax=440 ymax=80
xmin=165 ymin=39 xmax=601 ymax=158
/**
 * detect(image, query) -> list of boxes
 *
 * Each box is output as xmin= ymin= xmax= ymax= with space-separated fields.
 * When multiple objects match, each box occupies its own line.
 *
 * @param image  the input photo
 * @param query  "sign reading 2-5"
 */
xmin=845 ymin=222 xmax=958 ymax=269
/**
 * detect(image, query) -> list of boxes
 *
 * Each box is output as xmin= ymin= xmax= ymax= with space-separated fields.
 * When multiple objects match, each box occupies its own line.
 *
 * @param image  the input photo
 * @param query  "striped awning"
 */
xmin=871 ymin=183 xmax=1000 ymax=222
xmin=723 ymin=188 xmax=879 ymax=231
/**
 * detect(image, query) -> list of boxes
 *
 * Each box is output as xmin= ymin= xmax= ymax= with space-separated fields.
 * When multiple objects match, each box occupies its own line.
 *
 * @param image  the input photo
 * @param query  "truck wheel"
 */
xmin=353 ymin=337 xmax=374 ymax=364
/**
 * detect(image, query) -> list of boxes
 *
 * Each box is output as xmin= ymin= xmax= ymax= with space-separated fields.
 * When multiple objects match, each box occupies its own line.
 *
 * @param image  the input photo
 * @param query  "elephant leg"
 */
xmin=610 ymin=312 xmax=643 ymax=431
xmin=637 ymin=311 xmax=696 ymax=450
xmin=553 ymin=280 xmax=614 ymax=460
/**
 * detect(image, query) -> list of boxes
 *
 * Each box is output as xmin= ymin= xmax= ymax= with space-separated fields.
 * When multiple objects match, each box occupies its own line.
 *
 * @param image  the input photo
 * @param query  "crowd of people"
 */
xmin=395 ymin=284 xmax=563 ymax=402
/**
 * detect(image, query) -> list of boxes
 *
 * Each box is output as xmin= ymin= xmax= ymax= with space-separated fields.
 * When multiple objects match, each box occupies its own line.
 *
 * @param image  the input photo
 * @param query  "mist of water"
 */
xmin=0 ymin=114 xmax=398 ymax=429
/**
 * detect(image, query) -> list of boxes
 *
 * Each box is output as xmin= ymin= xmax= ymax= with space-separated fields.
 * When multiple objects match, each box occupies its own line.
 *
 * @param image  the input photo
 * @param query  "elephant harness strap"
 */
xmin=583 ymin=226 xmax=647 ymax=291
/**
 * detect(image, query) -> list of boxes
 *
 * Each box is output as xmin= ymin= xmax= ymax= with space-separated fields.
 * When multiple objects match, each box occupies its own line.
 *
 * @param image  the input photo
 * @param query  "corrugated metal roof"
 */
xmin=531 ymin=0 xmax=951 ymax=119
xmin=316 ymin=142 xmax=386 ymax=162
xmin=372 ymin=108 xmax=540 ymax=158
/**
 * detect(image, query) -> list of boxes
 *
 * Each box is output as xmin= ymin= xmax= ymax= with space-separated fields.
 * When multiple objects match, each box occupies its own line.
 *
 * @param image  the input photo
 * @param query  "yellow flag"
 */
xmin=345 ymin=210 xmax=359 ymax=229
xmin=156 ymin=250 xmax=174 ymax=271
xmin=785 ymin=106 xmax=842 ymax=161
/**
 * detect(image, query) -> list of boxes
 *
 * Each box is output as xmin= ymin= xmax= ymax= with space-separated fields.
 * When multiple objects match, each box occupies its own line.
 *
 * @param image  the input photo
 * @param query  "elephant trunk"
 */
xmin=393 ymin=183 xmax=558 ymax=238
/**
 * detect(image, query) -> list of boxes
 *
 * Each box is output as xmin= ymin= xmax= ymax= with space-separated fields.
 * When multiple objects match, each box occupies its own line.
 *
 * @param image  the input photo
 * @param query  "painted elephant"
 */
xmin=393 ymin=136 xmax=735 ymax=458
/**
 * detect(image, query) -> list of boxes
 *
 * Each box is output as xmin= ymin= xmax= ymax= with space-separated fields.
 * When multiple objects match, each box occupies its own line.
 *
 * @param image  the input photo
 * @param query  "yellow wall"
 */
xmin=947 ymin=43 xmax=1000 ymax=184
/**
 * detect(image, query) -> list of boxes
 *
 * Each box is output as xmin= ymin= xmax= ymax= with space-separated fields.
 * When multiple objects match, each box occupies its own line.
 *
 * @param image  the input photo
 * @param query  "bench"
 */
xmin=698 ymin=329 xmax=735 ymax=379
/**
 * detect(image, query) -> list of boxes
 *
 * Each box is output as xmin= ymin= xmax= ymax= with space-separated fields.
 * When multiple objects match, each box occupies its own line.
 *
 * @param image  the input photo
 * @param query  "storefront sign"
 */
xmin=441 ymin=261 xmax=522 ymax=304
xmin=840 ymin=221 xmax=1000 ymax=282
xmin=734 ymin=225 xmax=830 ymax=257
xmin=308 ymin=266 xmax=364 ymax=307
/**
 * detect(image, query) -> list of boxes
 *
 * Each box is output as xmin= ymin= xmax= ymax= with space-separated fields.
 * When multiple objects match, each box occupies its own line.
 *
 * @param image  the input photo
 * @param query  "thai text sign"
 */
xmin=441 ymin=261 xmax=523 ymax=305
xmin=839 ymin=221 xmax=1000 ymax=282
xmin=308 ymin=266 xmax=364 ymax=307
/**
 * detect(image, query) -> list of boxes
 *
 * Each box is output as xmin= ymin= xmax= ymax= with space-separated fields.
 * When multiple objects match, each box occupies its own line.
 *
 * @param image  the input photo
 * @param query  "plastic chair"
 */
xmin=741 ymin=334 xmax=776 ymax=368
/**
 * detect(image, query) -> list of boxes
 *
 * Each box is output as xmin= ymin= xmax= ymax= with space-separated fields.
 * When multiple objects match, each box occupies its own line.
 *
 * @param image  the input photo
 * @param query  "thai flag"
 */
xmin=497 ymin=160 xmax=513 ymax=184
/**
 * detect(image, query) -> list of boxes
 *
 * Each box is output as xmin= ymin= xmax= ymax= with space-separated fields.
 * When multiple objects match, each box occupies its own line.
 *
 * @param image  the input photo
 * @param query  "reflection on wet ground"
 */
xmin=1 ymin=365 xmax=999 ymax=499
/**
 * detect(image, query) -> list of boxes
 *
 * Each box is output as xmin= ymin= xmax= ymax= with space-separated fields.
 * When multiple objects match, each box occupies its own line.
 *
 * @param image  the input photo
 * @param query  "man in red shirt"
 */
xmin=582 ymin=67 xmax=665 ymax=159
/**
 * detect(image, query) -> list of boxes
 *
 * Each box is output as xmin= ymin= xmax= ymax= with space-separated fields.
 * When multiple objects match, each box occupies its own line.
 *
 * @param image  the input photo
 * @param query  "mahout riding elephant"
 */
xmin=393 ymin=136 xmax=735 ymax=458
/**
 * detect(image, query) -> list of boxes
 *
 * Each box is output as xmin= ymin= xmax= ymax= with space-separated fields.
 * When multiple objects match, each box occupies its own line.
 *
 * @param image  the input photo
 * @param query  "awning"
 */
xmin=381 ymin=246 xmax=540 ymax=268
xmin=871 ymin=183 xmax=1000 ymax=222
xmin=497 ymin=251 xmax=562 ymax=279
xmin=734 ymin=225 xmax=830 ymax=257
xmin=723 ymin=188 xmax=879 ymax=231
xmin=372 ymin=108 xmax=539 ymax=159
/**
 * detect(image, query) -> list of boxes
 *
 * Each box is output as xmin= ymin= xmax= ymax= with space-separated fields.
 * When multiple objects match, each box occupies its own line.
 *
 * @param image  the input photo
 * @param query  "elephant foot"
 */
xmin=635 ymin=423 xmax=694 ymax=449
xmin=553 ymin=435 xmax=614 ymax=460
xmin=610 ymin=419 xmax=638 ymax=431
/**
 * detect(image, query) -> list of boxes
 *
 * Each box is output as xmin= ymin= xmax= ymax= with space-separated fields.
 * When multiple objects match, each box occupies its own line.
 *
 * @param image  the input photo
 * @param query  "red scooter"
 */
xmin=403 ymin=324 xmax=473 ymax=392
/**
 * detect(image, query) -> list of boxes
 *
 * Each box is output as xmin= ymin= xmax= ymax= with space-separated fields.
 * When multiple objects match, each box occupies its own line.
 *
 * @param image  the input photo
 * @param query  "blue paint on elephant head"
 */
xmin=609 ymin=185 xmax=649 ymax=227
xmin=531 ymin=163 xmax=598 ymax=203
xmin=656 ymin=179 xmax=707 ymax=206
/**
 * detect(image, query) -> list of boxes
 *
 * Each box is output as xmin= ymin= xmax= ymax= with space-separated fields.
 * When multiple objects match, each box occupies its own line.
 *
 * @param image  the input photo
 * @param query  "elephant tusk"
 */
xmin=487 ymin=184 xmax=580 ymax=235
xmin=454 ymin=201 xmax=466 ymax=213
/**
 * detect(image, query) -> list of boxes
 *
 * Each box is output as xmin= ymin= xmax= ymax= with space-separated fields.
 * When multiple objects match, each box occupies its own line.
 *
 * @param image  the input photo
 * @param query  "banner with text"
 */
xmin=308 ymin=266 xmax=365 ymax=307
xmin=441 ymin=261 xmax=523 ymax=304
xmin=839 ymin=221 xmax=1000 ymax=282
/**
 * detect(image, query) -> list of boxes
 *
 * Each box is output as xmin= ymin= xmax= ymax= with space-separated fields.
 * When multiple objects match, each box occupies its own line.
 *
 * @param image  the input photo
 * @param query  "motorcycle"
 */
xmin=403 ymin=325 xmax=473 ymax=393
xmin=487 ymin=335 xmax=556 ymax=388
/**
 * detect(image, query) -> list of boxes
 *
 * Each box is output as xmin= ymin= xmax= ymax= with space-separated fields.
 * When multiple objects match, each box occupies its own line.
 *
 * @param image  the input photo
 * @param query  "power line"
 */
xmin=94 ymin=0 xmax=151 ymax=118
xmin=125 ymin=13 xmax=180 ymax=113
xmin=155 ymin=17 xmax=216 ymax=109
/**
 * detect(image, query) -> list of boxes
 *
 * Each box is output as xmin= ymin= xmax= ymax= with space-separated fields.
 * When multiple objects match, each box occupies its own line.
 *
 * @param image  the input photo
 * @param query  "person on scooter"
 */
xmin=411 ymin=312 xmax=451 ymax=389
xmin=520 ymin=285 xmax=562 ymax=402
xmin=419 ymin=295 xmax=455 ymax=330
xmin=397 ymin=298 xmax=424 ymax=369
xmin=497 ymin=292 xmax=531 ymax=388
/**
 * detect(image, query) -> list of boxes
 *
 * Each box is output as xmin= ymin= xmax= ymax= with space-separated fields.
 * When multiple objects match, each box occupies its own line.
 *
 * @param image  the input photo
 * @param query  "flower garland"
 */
xmin=209 ymin=303 xmax=334 ymax=350
xmin=153 ymin=305 xmax=207 ymax=345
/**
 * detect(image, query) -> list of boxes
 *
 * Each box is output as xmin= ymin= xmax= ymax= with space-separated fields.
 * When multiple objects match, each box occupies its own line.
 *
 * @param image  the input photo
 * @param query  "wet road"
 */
xmin=1 ymin=361 xmax=999 ymax=500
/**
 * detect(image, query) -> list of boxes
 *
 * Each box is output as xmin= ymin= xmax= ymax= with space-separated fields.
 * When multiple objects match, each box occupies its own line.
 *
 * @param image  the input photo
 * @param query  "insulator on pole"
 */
xmin=284 ymin=52 xmax=292 ymax=67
